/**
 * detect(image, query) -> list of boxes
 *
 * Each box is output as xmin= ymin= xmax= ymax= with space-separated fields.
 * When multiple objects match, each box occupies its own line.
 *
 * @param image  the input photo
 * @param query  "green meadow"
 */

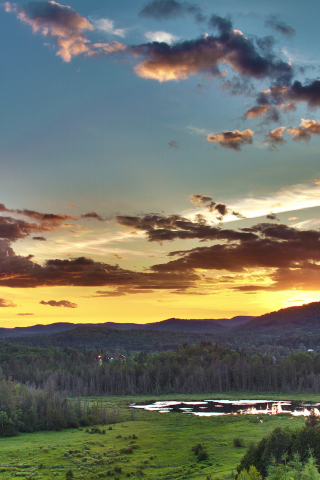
xmin=0 ymin=392 xmax=316 ymax=480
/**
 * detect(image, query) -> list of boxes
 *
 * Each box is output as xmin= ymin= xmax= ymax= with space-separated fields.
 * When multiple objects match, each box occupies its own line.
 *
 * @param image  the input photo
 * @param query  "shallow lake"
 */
xmin=129 ymin=400 xmax=320 ymax=416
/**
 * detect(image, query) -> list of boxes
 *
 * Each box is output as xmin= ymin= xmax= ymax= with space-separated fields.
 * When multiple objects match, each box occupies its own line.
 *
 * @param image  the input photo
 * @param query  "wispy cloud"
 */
xmin=90 ymin=18 xmax=125 ymax=37
xmin=191 ymin=182 xmax=320 ymax=224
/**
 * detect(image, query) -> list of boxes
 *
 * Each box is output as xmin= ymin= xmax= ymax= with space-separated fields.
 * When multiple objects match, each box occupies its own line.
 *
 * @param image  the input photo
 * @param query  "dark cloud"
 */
xmin=190 ymin=194 xmax=213 ymax=206
xmin=0 ymin=298 xmax=17 ymax=308
xmin=150 ymin=223 xmax=320 ymax=277
xmin=288 ymin=80 xmax=320 ymax=108
xmin=0 ymin=239 xmax=199 ymax=292
xmin=132 ymin=17 xmax=293 ymax=84
xmin=81 ymin=211 xmax=104 ymax=221
xmin=116 ymin=213 xmax=256 ymax=242
xmin=0 ymin=203 xmax=78 ymax=241
xmin=32 ymin=236 xmax=47 ymax=241
xmin=0 ymin=202 xmax=76 ymax=225
xmin=17 ymin=313 xmax=34 ymax=315
xmin=266 ymin=213 xmax=280 ymax=221
xmin=207 ymin=129 xmax=254 ymax=151
xmin=139 ymin=0 xmax=204 ymax=21
xmin=214 ymin=203 xmax=228 ymax=216
xmin=208 ymin=14 xmax=232 ymax=35
xmin=265 ymin=15 xmax=296 ymax=37
xmin=0 ymin=216 xmax=53 ymax=241
xmin=256 ymin=80 xmax=320 ymax=111
xmin=40 ymin=300 xmax=78 ymax=308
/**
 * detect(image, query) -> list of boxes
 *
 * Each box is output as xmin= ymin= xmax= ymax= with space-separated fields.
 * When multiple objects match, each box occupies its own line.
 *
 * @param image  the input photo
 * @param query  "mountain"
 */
xmin=0 ymin=316 xmax=254 ymax=338
xmin=0 ymin=322 xmax=79 ymax=338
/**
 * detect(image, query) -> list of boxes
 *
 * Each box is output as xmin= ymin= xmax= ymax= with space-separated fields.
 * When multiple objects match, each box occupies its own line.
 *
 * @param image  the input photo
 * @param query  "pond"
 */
xmin=129 ymin=400 xmax=320 ymax=417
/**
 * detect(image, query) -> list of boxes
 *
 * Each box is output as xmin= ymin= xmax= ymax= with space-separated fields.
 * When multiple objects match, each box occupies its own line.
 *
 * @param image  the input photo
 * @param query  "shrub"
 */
xmin=233 ymin=438 xmax=245 ymax=447
xmin=120 ymin=447 xmax=133 ymax=454
xmin=192 ymin=443 xmax=208 ymax=462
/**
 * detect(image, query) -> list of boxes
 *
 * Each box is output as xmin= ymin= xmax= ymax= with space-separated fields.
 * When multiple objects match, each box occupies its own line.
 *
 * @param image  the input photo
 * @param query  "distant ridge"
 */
xmin=0 ymin=315 xmax=254 ymax=338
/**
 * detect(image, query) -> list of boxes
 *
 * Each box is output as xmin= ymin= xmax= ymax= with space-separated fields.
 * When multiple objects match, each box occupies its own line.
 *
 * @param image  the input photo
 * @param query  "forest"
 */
xmin=2 ymin=340 xmax=320 ymax=438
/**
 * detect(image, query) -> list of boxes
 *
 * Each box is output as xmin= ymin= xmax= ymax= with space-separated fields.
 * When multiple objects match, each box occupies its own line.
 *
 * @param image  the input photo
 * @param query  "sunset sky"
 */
xmin=1 ymin=0 xmax=320 ymax=327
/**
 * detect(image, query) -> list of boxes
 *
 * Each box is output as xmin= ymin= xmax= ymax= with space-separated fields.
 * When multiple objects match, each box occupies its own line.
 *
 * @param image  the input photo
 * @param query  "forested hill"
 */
xmin=5 ymin=326 xmax=225 ymax=354
xmin=235 ymin=301 xmax=320 ymax=336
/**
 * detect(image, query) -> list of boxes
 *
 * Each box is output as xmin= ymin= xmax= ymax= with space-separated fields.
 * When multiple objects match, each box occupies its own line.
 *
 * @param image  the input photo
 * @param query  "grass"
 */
xmin=0 ymin=392 xmax=316 ymax=480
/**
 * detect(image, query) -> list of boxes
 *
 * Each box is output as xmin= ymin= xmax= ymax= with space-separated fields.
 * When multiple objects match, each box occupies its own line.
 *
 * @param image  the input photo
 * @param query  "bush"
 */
xmin=192 ymin=443 xmax=208 ymax=462
xmin=120 ymin=447 xmax=133 ymax=454
xmin=233 ymin=437 xmax=245 ymax=447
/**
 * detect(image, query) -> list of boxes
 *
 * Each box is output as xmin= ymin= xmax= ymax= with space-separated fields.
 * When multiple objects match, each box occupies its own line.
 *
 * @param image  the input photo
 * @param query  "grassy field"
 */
xmin=0 ymin=392 xmax=317 ymax=480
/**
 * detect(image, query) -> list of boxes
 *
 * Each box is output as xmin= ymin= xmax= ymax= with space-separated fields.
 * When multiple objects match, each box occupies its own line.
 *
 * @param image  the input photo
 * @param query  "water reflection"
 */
xmin=129 ymin=400 xmax=320 ymax=417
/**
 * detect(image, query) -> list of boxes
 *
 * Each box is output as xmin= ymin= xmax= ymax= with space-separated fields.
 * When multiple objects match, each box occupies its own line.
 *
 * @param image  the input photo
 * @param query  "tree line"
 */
xmin=2 ymin=341 xmax=320 ymax=397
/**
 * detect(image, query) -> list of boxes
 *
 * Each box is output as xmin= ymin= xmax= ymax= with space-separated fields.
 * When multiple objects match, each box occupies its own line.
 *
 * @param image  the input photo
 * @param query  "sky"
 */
xmin=1 ymin=0 xmax=320 ymax=327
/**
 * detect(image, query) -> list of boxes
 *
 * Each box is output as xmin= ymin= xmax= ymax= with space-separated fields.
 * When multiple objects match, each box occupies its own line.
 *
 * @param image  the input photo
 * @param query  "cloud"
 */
xmin=257 ymin=80 xmax=320 ymax=110
xmin=32 ymin=236 xmax=47 ymax=241
xmin=0 ymin=298 xmax=17 ymax=308
xmin=266 ymin=213 xmax=280 ymax=221
xmin=0 ymin=202 xmax=76 ymax=225
xmin=186 ymin=182 xmax=320 ymax=225
xmin=17 ymin=313 xmax=34 ymax=315
xmin=66 ymin=204 xmax=75 ymax=208
xmin=0 ymin=216 xmax=56 ymax=241
xmin=265 ymin=15 xmax=296 ymax=36
xmin=4 ymin=1 xmax=126 ymax=62
xmin=0 ymin=239 xmax=199 ymax=292
xmin=90 ymin=18 xmax=125 ymax=37
xmin=190 ymin=194 xmax=213 ymax=206
xmin=287 ymin=119 xmax=320 ymax=142
xmin=150 ymin=223 xmax=320 ymax=286
xmin=245 ymin=105 xmax=270 ymax=118
xmin=80 ymin=211 xmax=104 ymax=221
xmin=139 ymin=0 xmax=204 ymax=21
xmin=0 ymin=203 xmax=79 ymax=241
xmin=207 ymin=129 xmax=254 ymax=151
xmin=131 ymin=16 xmax=293 ymax=84
xmin=168 ymin=140 xmax=180 ymax=148
xmin=208 ymin=14 xmax=233 ymax=35
xmin=145 ymin=31 xmax=178 ymax=44
xmin=39 ymin=299 xmax=78 ymax=308
xmin=267 ymin=126 xmax=287 ymax=145
xmin=116 ymin=213 xmax=256 ymax=242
